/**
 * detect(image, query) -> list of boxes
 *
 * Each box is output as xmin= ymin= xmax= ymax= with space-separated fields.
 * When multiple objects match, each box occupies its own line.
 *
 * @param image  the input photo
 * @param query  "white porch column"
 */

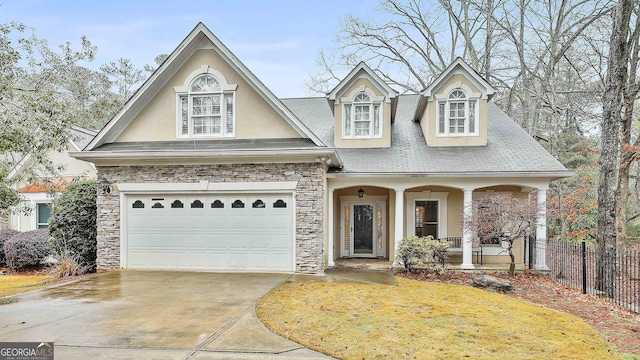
xmin=461 ymin=188 xmax=475 ymax=269
xmin=327 ymin=188 xmax=335 ymax=267
xmin=393 ymin=188 xmax=405 ymax=267
xmin=535 ymin=188 xmax=548 ymax=270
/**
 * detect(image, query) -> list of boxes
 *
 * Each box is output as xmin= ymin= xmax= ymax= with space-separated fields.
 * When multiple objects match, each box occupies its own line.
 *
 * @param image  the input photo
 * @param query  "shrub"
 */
xmin=395 ymin=236 xmax=450 ymax=272
xmin=4 ymin=229 xmax=51 ymax=270
xmin=0 ymin=229 xmax=19 ymax=266
xmin=48 ymin=180 xmax=97 ymax=272
xmin=48 ymin=250 xmax=91 ymax=278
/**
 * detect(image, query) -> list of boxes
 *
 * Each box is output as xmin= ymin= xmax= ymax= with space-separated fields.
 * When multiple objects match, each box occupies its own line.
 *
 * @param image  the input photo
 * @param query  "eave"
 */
xmin=69 ymin=149 xmax=343 ymax=168
xmin=326 ymin=170 xmax=574 ymax=181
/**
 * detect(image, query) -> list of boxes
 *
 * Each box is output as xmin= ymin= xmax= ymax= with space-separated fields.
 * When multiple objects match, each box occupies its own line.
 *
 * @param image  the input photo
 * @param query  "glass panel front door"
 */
xmin=415 ymin=200 xmax=438 ymax=238
xmin=353 ymin=204 xmax=374 ymax=255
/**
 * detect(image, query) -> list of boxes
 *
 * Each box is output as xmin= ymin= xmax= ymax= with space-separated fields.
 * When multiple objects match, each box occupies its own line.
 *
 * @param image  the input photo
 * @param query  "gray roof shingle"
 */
xmin=93 ymin=138 xmax=318 ymax=152
xmin=282 ymin=95 xmax=569 ymax=175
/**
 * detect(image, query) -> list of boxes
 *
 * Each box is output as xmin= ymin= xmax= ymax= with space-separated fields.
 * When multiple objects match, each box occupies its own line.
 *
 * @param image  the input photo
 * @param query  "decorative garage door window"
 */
xmin=232 ymin=200 xmax=245 ymax=208
xmin=252 ymin=200 xmax=265 ymax=208
xmin=132 ymin=200 xmax=145 ymax=208
xmin=151 ymin=198 xmax=165 ymax=208
xmin=273 ymin=199 xmax=287 ymax=208
xmin=211 ymin=200 xmax=224 ymax=208
xmin=171 ymin=200 xmax=184 ymax=208
xmin=191 ymin=200 xmax=204 ymax=208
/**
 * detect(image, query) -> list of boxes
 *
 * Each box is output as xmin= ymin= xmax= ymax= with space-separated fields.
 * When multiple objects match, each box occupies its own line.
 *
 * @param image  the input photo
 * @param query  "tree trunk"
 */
xmin=597 ymin=0 xmax=633 ymax=299
xmin=508 ymin=241 xmax=515 ymax=277
xmin=615 ymin=11 xmax=640 ymax=250
xmin=484 ymin=0 xmax=493 ymax=83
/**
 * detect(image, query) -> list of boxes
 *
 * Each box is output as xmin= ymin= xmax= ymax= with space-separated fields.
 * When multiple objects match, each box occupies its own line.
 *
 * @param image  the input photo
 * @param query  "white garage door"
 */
xmin=125 ymin=193 xmax=294 ymax=271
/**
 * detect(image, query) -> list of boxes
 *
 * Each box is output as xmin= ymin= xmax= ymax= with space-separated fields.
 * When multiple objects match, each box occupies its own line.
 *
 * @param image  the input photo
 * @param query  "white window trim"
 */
xmin=174 ymin=65 xmax=238 ymax=139
xmin=405 ymin=191 xmax=448 ymax=239
xmin=435 ymin=85 xmax=481 ymax=138
xmin=18 ymin=192 xmax=56 ymax=231
xmin=340 ymin=87 xmax=384 ymax=140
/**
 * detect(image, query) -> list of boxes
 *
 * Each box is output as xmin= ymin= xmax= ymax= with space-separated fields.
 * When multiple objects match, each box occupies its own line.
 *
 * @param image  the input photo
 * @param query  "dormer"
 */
xmin=327 ymin=62 xmax=398 ymax=148
xmin=415 ymin=58 xmax=496 ymax=147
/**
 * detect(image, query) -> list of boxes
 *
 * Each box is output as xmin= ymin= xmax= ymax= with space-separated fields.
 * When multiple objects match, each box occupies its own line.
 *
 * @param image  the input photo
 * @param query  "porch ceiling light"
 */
xmin=358 ymin=187 xmax=365 ymax=199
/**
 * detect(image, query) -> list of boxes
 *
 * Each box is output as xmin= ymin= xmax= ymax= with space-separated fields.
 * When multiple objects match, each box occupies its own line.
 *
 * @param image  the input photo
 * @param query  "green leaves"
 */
xmin=48 ymin=180 xmax=97 ymax=271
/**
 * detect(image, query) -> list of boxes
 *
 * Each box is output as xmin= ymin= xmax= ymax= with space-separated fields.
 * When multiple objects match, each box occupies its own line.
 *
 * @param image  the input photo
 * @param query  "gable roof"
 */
xmin=413 ymin=57 xmax=499 ymax=125
xmin=326 ymin=62 xmax=399 ymax=102
xmin=6 ymin=125 xmax=97 ymax=180
xmin=422 ymin=57 xmax=496 ymax=100
xmin=85 ymin=22 xmax=325 ymax=151
xmin=283 ymin=95 xmax=572 ymax=178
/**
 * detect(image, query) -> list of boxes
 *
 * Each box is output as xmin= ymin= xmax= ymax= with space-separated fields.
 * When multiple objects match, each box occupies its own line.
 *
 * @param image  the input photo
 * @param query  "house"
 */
xmin=2 ymin=126 xmax=97 ymax=231
xmin=71 ymin=23 xmax=572 ymax=274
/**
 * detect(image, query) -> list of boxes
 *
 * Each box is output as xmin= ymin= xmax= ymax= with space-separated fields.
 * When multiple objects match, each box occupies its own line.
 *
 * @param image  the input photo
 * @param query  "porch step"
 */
xmin=334 ymin=258 xmax=393 ymax=271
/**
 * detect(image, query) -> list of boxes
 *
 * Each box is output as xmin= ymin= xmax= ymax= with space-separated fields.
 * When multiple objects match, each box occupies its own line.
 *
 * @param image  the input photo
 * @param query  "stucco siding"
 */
xmin=116 ymin=48 xmax=301 ymax=142
xmin=333 ymin=77 xmax=392 ymax=148
xmin=421 ymin=73 xmax=488 ymax=147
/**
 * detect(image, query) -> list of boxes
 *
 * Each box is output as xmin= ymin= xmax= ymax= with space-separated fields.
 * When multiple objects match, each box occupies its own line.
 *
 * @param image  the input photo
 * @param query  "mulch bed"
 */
xmin=397 ymin=270 xmax=640 ymax=357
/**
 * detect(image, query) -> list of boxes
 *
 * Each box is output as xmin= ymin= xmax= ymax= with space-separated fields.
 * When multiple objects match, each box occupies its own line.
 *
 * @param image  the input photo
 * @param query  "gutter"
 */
xmin=326 ymin=170 xmax=575 ymax=181
xmin=69 ymin=148 xmax=343 ymax=168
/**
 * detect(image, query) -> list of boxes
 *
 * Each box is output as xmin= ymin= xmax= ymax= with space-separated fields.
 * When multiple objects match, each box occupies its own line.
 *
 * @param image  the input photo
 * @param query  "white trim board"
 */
xmin=116 ymin=181 xmax=298 ymax=193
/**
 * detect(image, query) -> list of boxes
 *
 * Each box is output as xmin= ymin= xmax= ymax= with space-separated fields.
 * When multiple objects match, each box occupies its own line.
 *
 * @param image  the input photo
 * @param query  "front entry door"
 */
xmin=351 ymin=204 xmax=375 ymax=256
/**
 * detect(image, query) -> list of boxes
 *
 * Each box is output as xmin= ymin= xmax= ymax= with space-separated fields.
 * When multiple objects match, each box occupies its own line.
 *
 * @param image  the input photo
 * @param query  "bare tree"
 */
xmin=615 ymin=3 xmax=640 ymax=246
xmin=597 ymin=0 xmax=635 ymax=298
xmin=465 ymin=194 xmax=536 ymax=276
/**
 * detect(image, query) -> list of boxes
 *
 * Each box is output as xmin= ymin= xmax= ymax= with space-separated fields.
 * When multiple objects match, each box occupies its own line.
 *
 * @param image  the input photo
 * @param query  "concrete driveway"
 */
xmin=0 ymin=271 xmax=334 ymax=359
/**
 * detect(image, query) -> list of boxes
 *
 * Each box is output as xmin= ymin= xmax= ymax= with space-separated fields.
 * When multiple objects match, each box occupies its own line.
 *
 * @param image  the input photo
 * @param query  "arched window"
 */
xmin=211 ymin=200 xmax=224 ymax=209
xmin=178 ymin=73 xmax=235 ymax=137
xmin=273 ymin=199 xmax=287 ymax=208
xmin=343 ymin=92 xmax=381 ymax=138
xmin=438 ymin=89 xmax=477 ymax=136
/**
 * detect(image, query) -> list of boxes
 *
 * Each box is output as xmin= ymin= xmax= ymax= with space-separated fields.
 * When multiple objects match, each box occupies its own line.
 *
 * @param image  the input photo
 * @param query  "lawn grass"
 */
xmin=257 ymin=277 xmax=620 ymax=360
xmin=0 ymin=275 xmax=52 ymax=298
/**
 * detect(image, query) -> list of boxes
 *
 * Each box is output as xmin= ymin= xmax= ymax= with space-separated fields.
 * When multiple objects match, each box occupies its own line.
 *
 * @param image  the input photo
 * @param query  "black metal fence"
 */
xmin=546 ymin=239 xmax=639 ymax=313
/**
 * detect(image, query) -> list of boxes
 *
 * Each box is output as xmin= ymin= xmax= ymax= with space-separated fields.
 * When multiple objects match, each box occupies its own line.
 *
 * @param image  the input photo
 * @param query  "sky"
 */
xmin=0 ymin=0 xmax=382 ymax=98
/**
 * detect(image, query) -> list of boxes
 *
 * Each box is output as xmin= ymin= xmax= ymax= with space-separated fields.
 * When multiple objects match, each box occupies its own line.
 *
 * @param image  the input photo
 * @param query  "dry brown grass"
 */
xmin=257 ymin=277 xmax=620 ymax=360
xmin=0 ymin=275 xmax=51 ymax=298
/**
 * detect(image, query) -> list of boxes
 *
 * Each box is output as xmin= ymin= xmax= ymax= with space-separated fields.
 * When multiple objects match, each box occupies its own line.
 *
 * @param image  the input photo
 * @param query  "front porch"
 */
xmin=327 ymin=179 xmax=549 ymax=271
xmin=332 ymin=257 xmax=527 ymax=273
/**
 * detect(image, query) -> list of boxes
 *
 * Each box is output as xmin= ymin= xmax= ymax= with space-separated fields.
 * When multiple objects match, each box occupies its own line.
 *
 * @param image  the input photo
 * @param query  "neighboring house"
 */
xmin=4 ymin=126 xmax=97 ymax=231
xmin=71 ymin=23 xmax=572 ymax=274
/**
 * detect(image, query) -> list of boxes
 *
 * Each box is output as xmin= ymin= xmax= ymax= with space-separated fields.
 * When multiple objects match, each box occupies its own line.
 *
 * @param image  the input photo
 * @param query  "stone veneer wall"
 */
xmin=96 ymin=163 xmax=326 ymax=274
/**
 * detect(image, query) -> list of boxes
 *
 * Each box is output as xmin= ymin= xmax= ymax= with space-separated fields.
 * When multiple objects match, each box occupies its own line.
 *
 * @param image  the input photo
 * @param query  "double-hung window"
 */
xmin=437 ymin=89 xmax=478 ymax=136
xmin=178 ymin=74 xmax=234 ymax=137
xmin=343 ymin=93 xmax=381 ymax=138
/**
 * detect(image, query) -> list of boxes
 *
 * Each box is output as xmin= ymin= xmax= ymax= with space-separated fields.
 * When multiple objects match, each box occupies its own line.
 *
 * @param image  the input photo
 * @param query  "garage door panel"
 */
xmin=126 ymin=193 xmax=294 ymax=271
